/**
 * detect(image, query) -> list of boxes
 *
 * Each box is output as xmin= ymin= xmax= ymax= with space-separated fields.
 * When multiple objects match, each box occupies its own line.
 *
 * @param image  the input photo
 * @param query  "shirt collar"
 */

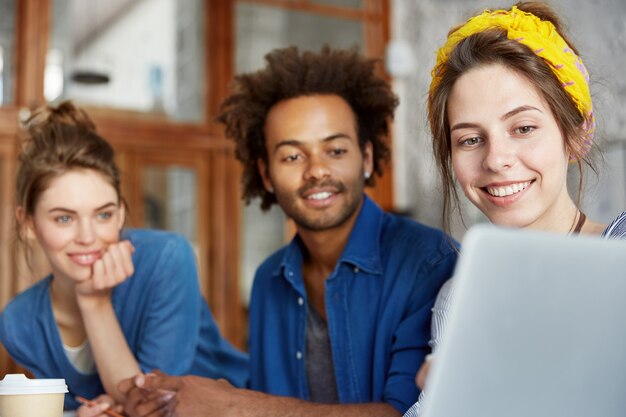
xmin=275 ymin=195 xmax=384 ymax=283
xmin=336 ymin=195 xmax=383 ymax=274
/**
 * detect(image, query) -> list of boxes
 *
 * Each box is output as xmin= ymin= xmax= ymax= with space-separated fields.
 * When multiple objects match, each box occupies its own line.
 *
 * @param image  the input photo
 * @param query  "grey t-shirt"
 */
xmin=305 ymin=302 xmax=339 ymax=403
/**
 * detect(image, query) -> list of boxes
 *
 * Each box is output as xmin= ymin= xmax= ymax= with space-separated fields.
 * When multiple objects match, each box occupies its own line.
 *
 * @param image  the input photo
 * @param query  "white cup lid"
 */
xmin=0 ymin=374 xmax=68 ymax=395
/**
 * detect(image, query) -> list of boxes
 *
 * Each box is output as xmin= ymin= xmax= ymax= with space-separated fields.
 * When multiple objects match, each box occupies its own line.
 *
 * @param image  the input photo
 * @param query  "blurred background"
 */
xmin=0 ymin=0 xmax=624 ymax=374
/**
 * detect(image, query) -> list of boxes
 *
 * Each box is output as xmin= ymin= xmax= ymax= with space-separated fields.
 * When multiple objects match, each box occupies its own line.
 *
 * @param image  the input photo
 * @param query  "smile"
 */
xmin=306 ymin=191 xmax=334 ymax=200
xmin=68 ymin=251 xmax=102 ymax=266
xmin=485 ymin=181 xmax=532 ymax=197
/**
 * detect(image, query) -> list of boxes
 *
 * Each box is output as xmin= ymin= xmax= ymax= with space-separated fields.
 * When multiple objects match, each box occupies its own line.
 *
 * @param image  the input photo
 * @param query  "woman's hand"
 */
xmin=73 ymin=239 xmax=141 ymax=402
xmin=75 ymin=240 xmax=135 ymax=303
xmin=416 ymin=354 xmax=433 ymax=390
xmin=76 ymin=394 xmax=125 ymax=417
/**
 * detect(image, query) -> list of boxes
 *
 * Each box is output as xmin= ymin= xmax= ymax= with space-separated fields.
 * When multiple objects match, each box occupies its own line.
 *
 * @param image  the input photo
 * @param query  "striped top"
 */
xmin=403 ymin=211 xmax=626 ymax=417
xmin=602 ymin=211 xmax=626 ymax=239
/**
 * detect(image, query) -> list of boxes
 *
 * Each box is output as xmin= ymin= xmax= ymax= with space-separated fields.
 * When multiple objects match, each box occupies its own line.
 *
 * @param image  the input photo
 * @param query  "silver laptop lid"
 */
xmin=422 ymin=225 xmax=626 ymax=417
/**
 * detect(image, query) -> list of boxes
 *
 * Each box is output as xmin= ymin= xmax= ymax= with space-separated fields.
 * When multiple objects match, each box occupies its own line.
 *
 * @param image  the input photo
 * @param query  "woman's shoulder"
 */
xmin=3 ymin=277 xmax=51 ymax=312
xmin=1 ymin=278 xmax=51 ymax=333
xmin=602 ymin=211 xmax=626 ymax=239
xmin=123 ymin=228 xmax=194 ymax=255
xmin=122 ymin=228 xmax=187 ymax=244
xmin=120 ymin=229 xmax=197 ymax=286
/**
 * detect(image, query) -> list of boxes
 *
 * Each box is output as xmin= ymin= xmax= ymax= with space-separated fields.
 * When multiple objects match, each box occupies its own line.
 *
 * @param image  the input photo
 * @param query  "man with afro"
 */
xmin=121 ymin=46 xmax=457 ymax=417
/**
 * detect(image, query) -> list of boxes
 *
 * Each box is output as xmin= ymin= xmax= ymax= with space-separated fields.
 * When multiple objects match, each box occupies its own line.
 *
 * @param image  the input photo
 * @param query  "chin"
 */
xmin=63 ymin=267 xmax=93 ymax=283
xmin=486 ymin=214 xmax=530 ymax=229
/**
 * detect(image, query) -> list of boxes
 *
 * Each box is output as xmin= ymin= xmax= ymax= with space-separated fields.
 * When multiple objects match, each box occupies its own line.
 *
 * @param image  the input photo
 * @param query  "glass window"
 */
xmin=142 ymin=165 xmax=198 ymax=244
xmin=0 ymin=0 xmax=16 ymax=105
xmin=48 ymin=0 xmax=205 ymax=122
xmin=236 ymin=2 xmax=363 ymax=73
xmin=236 ymin=1 xmax=364 ymax=304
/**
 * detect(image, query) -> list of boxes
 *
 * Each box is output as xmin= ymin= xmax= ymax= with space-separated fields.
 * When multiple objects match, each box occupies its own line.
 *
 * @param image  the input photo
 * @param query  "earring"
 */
xmin=267 ymin=186 xmax=274 ymax=193
xmin=364 ymin=171 xmax=371 ymax=180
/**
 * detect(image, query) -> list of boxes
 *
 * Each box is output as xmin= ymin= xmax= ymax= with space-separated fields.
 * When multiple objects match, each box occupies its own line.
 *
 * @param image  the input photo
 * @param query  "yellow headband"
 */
xmin=430 ymin=6 xmax=594 ymax=147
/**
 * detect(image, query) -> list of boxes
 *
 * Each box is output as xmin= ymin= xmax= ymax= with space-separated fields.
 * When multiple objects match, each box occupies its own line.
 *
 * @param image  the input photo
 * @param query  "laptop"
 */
xmin=421 ymin=225 xmax=626 ymax=417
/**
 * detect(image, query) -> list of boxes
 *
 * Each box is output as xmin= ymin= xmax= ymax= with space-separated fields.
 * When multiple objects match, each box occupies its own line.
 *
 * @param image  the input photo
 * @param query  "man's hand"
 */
xmin=132 ymin=373 xmax=244 ymax=417
xmin=120 ymin=372 xmax=262 ymax=417
xmin=120 ymin=371 xmax=401 ymax=417
xmin=119 ymin=372 xmax=177 ymax=417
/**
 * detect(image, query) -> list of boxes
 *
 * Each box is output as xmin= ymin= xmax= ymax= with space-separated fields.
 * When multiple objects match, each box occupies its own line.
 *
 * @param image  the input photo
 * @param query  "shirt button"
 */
xmin=296 ymin=351 xmax=302 ymax=360
xmin=288 ymin=271 xmax=293 ymax=277
xmin=298 ymin=297 xmax=304 ymax=306
xmin=353 ymin=267 xmax=360 ymax=273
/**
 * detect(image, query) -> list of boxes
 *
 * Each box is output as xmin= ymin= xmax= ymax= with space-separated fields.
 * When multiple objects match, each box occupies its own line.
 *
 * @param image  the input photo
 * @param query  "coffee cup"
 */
xmin=0 ymin=374 xmax=67 ymax=417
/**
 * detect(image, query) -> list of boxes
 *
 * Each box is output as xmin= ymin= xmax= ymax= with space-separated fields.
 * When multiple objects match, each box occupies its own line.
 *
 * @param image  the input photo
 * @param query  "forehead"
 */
xmin=263 ymin=94 xmax=358 ymax=146
xmin=448 ymin=64 xmax=548 ymax=121
xmin=36 ymin=169 xmax=118 ymax=210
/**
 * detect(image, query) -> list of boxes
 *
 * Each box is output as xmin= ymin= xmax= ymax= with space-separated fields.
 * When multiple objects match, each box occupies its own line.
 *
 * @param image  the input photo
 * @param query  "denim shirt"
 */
xmin=0 ymin=229 xmax=249 ymax=410
xmin=248 ymin=196 xmax=458 ymax=413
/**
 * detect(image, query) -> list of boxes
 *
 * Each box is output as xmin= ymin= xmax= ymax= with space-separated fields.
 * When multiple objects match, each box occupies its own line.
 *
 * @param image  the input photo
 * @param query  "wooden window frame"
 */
xmin=0 ymin=0 xmax=392 ymax=374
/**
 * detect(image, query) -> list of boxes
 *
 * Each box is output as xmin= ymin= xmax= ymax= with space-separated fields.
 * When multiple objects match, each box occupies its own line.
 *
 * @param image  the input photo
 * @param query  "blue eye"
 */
xmin=97 ymin=211 xmax=113 ymax=221
xmin=461 ymin=137 xmax=482 ymax=146
xmin=55 ymin=215 xmax=72 ymax=224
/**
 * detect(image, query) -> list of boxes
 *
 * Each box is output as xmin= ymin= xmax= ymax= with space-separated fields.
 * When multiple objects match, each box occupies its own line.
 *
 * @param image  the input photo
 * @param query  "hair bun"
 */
xmin=24 ymin=100 xmax=96 ymax=133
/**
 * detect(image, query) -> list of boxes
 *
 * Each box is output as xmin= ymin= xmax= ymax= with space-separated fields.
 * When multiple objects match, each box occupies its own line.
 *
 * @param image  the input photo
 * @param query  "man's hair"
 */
xmin=217 ymin=46 xmax=399 ymax=210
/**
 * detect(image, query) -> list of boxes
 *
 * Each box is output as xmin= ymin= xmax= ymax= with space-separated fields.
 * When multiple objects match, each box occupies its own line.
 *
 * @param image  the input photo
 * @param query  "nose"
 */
xmin=303 ymin=152 xmax=331 ymax=181
xmin=75 ymin=219 xmax=96 ymax=245
xmin=482 ymin=137 xmax=516 ymax=172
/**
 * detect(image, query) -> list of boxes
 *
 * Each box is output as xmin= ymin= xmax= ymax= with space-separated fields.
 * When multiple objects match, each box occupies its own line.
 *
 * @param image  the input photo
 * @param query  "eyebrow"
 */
xmin=502 ymin=105 xmax=543 ymax=120
xmin=48 ymin=202 xmax=117 ymax=214
xmin=273 ymin=133 xmax=352 ymax=153
xmin=450 ymin=105 xmax=543 ymax=132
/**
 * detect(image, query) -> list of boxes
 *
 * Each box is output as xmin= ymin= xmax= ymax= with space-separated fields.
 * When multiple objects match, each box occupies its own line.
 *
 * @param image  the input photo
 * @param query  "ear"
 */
xmin=15 ymin=206 xmax=36 ymax=240
xmin=362 ymin=141 xmax=374 ymax=179
xmin=257 ymin=158 xmax=274 ymax=193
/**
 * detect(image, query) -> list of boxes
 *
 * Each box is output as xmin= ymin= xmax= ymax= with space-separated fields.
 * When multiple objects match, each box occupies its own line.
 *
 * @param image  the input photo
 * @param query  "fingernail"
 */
xmin=161 ymin=392 xmax=175 ymax=401
xmin=99 ymin=403 xmax=111 ymax=411
xmin=135 ymin=374 xmax=145 ymax=387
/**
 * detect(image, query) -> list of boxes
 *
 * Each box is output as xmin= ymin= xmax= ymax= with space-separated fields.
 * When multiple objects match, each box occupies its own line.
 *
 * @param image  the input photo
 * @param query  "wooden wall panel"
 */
xmin=14 ymin=0 xmax=50 ymax=108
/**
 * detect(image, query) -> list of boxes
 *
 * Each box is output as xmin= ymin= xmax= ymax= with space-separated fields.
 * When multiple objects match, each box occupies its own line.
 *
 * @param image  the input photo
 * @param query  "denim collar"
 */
xmin=274 ymin=195 xmax=384 ymax=289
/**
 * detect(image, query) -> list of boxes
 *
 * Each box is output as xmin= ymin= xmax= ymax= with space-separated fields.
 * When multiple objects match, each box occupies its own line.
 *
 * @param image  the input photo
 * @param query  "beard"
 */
xmin=273 ymin=177 xmax=365 ymax=232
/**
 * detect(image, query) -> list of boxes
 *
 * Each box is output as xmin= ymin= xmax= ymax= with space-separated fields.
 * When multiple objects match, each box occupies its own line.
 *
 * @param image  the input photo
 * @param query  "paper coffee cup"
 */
xmin=0 ymin=374 xmax=68 ymax=417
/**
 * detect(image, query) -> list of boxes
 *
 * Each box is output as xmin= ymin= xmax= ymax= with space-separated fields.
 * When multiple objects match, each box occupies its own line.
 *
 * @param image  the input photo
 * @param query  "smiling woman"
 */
xmin=23 ymin=169 xmax=127 ymax=284
xmin=447 ymin=64 xmax=577 ymax=230
xmin=404 ymin=2 xmax=626 ymax=416
xmin=0 ymin=101 xmax=248 ymax=415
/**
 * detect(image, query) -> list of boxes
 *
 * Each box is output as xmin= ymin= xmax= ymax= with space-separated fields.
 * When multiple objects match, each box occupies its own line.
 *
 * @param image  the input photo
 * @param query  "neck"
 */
xmin=519 ymin=191 xmax=605 ymax=235
xmin=297 ymin=198 xmax=363 ymax=276
xmin=50 ymin=275 xmax=84 ymax=338
xmin=523 ymin=187 xmax=580 ymax=234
